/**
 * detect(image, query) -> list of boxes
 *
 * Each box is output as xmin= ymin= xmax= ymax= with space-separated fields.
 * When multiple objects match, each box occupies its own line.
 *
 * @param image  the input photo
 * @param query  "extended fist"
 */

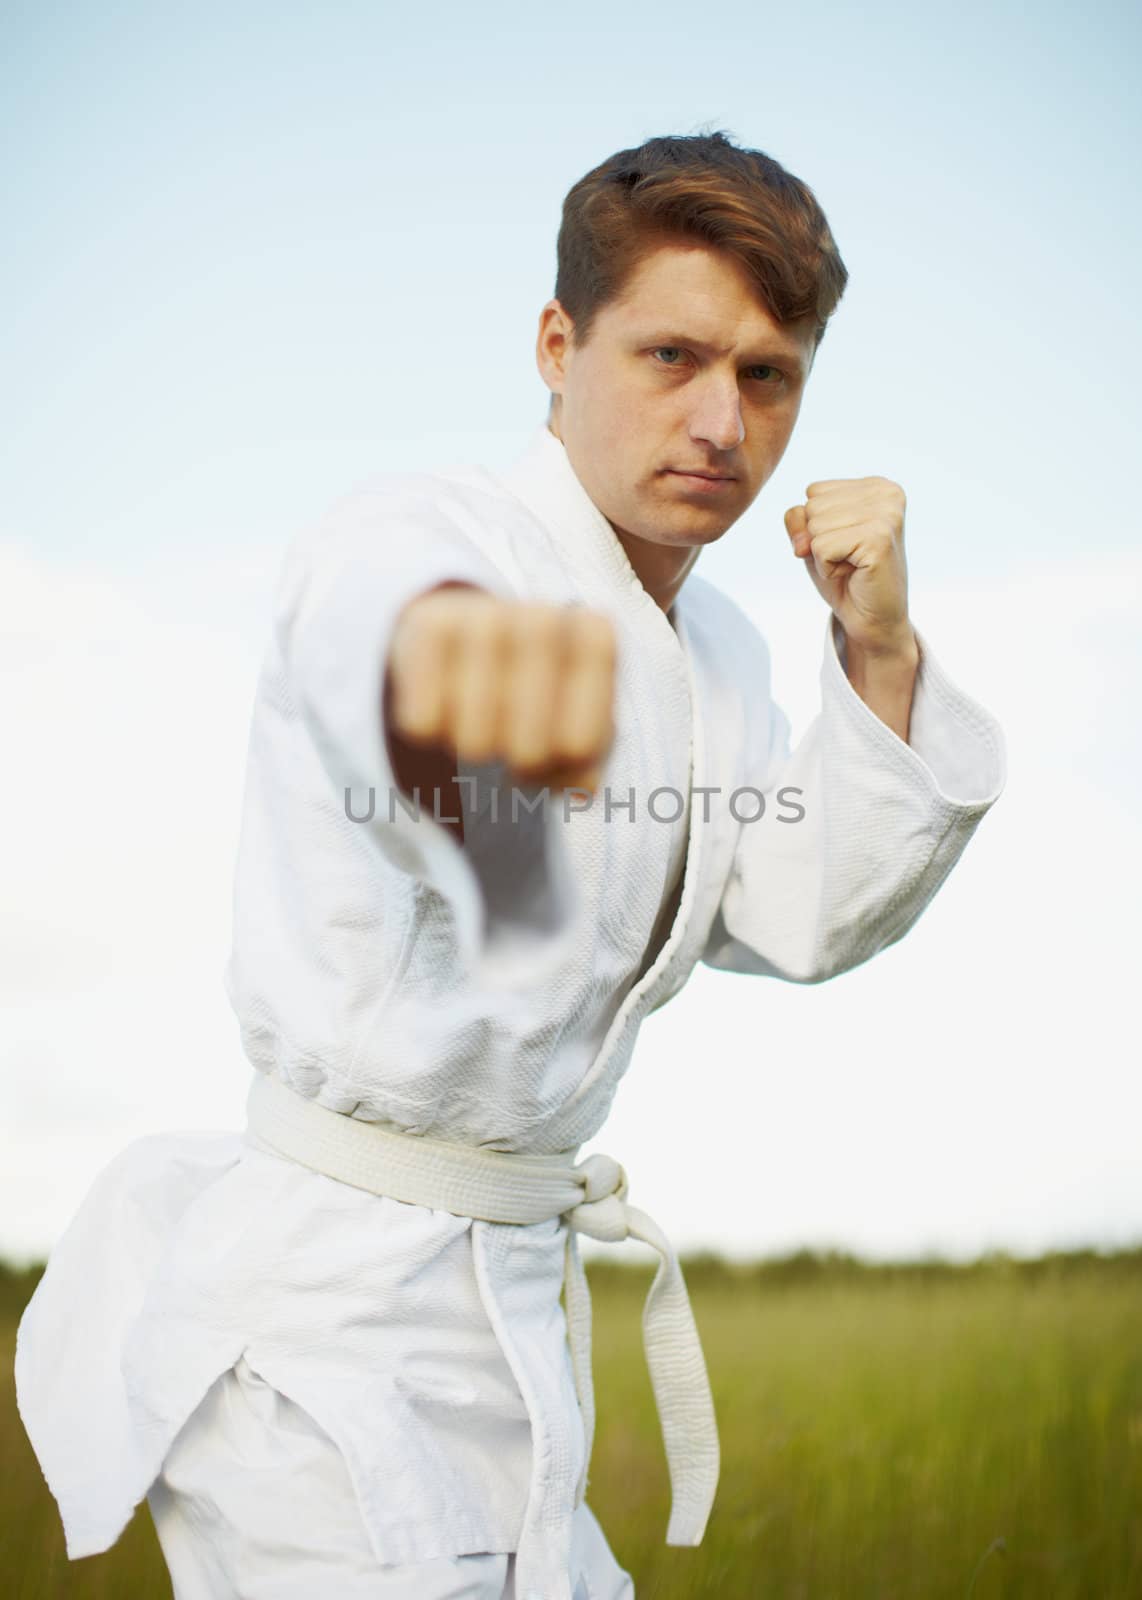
xmin=385 ymin=583 xmax=618 ymax=795
xmin=784 ymin=476 xmax=913 ymax=657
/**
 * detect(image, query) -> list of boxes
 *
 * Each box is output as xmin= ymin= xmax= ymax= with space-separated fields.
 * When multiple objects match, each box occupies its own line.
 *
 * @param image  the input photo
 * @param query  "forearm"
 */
xmin=843 ymin=626 xmax=920 ymax=745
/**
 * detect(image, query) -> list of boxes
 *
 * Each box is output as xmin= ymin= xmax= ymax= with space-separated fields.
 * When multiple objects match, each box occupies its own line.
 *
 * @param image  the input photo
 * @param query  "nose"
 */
xmin=687 ymin=377 xmax=746 ymax=453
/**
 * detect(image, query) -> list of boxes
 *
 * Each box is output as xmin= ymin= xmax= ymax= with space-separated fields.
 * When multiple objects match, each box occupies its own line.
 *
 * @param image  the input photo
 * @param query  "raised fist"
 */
xmin=385 ymin=582 xmax=618 ymax=798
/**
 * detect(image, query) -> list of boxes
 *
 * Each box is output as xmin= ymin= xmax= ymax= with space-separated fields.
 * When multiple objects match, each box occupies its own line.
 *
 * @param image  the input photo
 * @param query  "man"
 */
xmin=15 ymin=131 xmax=1005 ymax=1600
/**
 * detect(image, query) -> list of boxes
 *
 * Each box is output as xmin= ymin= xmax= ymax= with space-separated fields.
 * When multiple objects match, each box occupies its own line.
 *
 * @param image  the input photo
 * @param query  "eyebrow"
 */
xmin=636 ymin=331 xmax=807 ymax=379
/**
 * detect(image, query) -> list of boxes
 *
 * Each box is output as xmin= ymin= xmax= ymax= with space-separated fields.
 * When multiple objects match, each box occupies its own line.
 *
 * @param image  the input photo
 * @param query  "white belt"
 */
xmin=243 ymin=1069 xmax=720 ymax=1583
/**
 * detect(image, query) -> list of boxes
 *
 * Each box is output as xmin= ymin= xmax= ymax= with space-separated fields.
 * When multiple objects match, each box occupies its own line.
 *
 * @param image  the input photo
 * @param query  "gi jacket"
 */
xmin=15 ymin=422 xmax=1006 ymax=1595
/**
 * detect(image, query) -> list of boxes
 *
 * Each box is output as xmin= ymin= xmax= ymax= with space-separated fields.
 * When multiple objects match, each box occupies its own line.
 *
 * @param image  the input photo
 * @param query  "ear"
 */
xmin=536 ymin=299 xmax=574 ymax=399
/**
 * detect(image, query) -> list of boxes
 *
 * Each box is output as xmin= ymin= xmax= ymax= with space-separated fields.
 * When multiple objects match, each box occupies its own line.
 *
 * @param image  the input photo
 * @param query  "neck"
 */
xmin=610 ymin=525 xmax=700 ymax=617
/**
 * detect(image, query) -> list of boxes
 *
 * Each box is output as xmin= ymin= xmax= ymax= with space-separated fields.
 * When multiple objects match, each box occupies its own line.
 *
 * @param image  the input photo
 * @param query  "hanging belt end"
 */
xmin=665 ymin=1497 xmax=714 ymax=1548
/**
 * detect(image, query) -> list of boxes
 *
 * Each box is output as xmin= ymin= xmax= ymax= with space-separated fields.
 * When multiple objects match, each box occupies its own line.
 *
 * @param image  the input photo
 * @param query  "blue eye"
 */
xmin=651 ymin=349 xmax=782 ymax=383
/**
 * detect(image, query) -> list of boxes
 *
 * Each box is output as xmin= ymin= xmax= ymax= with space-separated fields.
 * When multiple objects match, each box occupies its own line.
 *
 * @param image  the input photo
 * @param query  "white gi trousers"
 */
xmin=146 ymin=1352 xmax=635 ymax=1600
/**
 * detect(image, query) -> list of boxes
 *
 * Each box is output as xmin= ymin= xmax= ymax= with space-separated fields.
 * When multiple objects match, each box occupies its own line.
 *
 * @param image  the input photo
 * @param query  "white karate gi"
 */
xmin=145 ymin=1352 xmax=632 ymax=1598
xmin=14 ymin=421 xmax=1006 ymax=1599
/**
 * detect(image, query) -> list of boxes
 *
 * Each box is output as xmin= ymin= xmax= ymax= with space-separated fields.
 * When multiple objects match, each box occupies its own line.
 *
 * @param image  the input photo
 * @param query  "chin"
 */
xmin=655 ymin=519 xmax=729 ymax=548
xmin=669 ymin=499 xmax=736 ymax=530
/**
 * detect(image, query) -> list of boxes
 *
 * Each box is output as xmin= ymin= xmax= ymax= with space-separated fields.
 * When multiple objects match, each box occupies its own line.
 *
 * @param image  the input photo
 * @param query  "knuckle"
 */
xmin=511 ymin=601 xmax=558 ymax=640
xmin=460 ymin=608 xmax=505 ymax=655
xmin=452 ymin=657 xmax=485 ymax=701
xmin=417 ymin=596 xmax=462 ymax=649
xmin=512 ymin=605 xmax=568 ymax=668
xmin=575 ymin=612 xmax=617 ymax=665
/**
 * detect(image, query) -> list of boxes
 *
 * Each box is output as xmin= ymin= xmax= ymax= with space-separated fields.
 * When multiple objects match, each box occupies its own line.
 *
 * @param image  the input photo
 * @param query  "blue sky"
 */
xmin=2 ymin=0 xmax=1139 ymax=1263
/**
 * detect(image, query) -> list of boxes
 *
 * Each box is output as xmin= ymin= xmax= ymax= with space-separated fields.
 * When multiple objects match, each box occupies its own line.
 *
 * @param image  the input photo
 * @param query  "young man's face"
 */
xmin=538 ymin=240 xmax=817 ymax=556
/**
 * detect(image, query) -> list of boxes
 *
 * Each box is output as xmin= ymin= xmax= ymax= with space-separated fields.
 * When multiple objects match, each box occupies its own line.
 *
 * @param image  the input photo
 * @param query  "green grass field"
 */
xmin=4 ymin=1249 xmax=1140 ymax=1598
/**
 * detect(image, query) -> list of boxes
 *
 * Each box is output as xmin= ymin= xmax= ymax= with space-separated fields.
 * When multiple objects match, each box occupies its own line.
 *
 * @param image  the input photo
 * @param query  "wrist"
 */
xmin=844 ymin=621 xmax=918 ymax=664
xmin=840 ymin=623 xmax=919 ymax=745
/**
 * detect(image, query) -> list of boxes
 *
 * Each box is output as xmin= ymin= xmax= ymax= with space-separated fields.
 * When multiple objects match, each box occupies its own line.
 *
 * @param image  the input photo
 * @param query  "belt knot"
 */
xmin=563 ymin=1152 xmax=629 ymax=1242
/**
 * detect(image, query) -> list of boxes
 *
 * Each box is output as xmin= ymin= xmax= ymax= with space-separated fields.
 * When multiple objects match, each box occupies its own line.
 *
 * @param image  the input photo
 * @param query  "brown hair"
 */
xmin=551 ymin=128 xmax=849 ymax=363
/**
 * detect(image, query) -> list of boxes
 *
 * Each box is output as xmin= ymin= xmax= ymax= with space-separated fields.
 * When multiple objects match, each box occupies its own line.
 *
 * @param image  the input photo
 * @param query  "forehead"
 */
xmin=605 ymin=240 xmax=813 ymax=363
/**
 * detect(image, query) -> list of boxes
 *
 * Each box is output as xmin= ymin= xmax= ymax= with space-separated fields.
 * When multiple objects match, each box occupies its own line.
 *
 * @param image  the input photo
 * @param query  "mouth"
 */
xmin=666 ymin=470 xmax=737 ymax=492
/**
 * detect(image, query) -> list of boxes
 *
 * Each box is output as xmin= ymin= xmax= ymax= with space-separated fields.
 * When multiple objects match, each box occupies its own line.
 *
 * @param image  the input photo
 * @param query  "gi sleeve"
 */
xmin=700 ymin=611 xmax=1006 ymax=983
xmin=272 ymin=482 xmax=583 ymax=990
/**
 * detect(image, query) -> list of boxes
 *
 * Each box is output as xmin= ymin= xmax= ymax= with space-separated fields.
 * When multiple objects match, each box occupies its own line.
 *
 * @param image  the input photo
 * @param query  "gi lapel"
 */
xmin=495 ymin=422 xmax=709 ymax=1014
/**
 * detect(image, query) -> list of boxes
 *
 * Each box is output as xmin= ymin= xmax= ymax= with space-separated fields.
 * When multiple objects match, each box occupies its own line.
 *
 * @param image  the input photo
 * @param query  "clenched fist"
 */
xmin=784 ymin=477 xmax=914 ymax=658
xmin=384 ymin=583 xmax=618 ymax=808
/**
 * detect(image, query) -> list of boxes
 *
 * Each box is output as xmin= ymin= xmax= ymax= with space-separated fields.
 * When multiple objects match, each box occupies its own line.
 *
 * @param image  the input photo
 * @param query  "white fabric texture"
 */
xmin=147 ymin=1353 xmax=633 ymax=1600
xmin=15 ymin=421 xmax=1006 ymax=1599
